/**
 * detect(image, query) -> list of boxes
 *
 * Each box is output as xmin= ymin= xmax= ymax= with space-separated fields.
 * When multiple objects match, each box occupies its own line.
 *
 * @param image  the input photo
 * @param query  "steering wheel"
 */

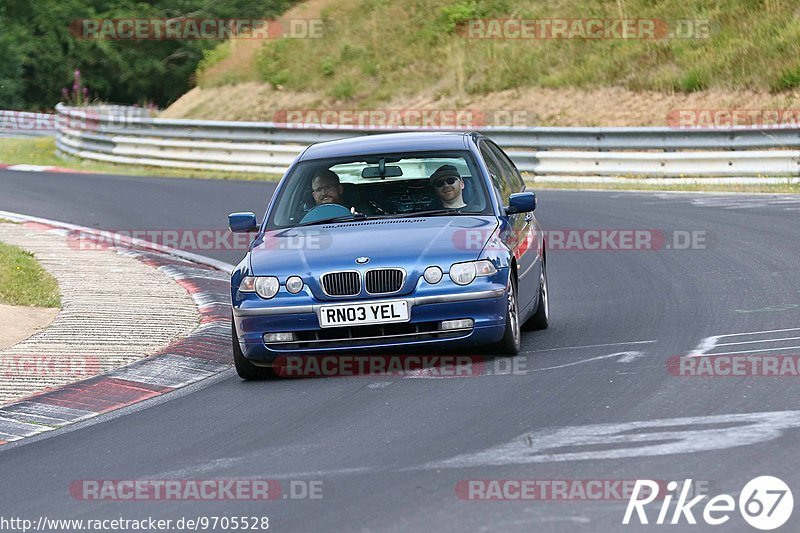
xmin=299 ymin=203 xmax=352 ymax=224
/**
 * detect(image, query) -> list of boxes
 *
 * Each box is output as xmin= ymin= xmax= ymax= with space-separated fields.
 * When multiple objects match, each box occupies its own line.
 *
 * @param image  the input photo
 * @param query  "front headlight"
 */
xmin=239 ymin=276 xmax=279 ymax=299
xmin=449 ymin=260 xmax=497 ymax=285
xmin=449 ymin=262 xmax=477 ymax=285
xmin=255 ymin=277 xmax=280 ymax=299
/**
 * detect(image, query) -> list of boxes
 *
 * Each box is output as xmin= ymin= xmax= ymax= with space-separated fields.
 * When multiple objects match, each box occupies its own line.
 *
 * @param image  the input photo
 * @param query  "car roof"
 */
xmin=299 ymin=131 xmax=476 ymax=161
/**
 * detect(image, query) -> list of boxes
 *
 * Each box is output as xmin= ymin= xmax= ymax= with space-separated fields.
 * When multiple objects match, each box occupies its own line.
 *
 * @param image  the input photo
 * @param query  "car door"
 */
xmin=482 ymin=140 xmax=539 ymax=313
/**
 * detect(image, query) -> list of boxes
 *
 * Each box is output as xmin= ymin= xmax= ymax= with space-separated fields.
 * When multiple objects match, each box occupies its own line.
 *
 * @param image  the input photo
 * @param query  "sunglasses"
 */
xmin=433 ymin=177 xmax=459 ymax=188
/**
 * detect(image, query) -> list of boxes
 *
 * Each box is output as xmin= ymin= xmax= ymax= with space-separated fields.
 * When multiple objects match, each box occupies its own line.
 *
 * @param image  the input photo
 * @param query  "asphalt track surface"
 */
xmin=1 ymin=169 xmax=800 ymax=532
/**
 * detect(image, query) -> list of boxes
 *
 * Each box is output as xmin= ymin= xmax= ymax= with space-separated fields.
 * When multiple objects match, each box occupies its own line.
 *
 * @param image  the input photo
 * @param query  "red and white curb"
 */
xmin=0 ymin=211 xmax=234 ymax=444
xmin=0 ymin=222 xmax=199 ymax=401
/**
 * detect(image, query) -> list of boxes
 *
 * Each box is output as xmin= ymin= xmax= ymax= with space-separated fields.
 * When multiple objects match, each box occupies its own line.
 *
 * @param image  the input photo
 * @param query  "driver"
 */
xmin=311 ymin=169 xmax=345 ymax=205
xmin=310 ymin=169 xmax=376 ymax=215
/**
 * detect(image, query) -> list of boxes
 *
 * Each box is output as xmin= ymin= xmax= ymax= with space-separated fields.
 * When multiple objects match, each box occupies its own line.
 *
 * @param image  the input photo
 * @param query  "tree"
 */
xmin=0 ymin=0 xmax=295 ymax=110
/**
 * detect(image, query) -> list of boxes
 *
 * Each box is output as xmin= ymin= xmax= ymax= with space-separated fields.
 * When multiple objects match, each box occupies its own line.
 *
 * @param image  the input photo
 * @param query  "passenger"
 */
xmin=430 ymin=165 xmax=468 ymax=209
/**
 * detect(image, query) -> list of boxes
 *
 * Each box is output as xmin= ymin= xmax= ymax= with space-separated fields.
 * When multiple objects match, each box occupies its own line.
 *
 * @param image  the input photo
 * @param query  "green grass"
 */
xmin=197 ymin=0 xmax=800 ymax=104
xmin=0 ymin=137 xmax=281 ymax=182
xmin=0 ymin=240 xmax=61 ymax=308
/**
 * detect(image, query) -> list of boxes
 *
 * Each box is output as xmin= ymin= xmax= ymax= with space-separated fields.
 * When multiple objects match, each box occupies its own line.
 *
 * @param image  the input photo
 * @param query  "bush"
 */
xmin=256 ymin=40 xmax=292 ymax=88
xmin=772 ymin=65 xmax=800 ymax=91
xmin=321 ymin=58 xmax=336 ymax=76
xmin=330 ymin=78 xmax=357 ymax=100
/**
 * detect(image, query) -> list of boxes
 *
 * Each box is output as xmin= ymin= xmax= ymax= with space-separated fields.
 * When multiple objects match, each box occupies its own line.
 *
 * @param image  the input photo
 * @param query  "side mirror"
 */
xmin=229 ymin=212 xmax=258 ymax=233
xmin=505 ymin=192 xmax=536 ymax=214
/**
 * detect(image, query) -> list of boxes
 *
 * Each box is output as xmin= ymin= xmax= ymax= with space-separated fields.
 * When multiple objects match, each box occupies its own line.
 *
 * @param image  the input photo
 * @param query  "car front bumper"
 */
xmin=233 ymin=285 xmax=508 ymax=365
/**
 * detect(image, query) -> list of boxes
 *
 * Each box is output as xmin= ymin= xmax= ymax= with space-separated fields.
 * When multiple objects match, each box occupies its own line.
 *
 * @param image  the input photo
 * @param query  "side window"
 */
xmin=479 ymin=142 xmax=511 ymax=204
xmin=488 ymin=141 xmax=524 ymax=192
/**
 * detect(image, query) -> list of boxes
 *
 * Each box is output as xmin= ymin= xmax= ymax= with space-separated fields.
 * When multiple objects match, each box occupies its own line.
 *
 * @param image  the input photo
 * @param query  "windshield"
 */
xmin=266 ymin=151 xmax=492 ymax=229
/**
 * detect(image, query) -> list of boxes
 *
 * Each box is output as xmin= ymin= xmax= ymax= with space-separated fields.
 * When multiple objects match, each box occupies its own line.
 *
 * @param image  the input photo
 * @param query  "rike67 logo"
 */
xmin=624 ymin=477 xmax=793 ymax=530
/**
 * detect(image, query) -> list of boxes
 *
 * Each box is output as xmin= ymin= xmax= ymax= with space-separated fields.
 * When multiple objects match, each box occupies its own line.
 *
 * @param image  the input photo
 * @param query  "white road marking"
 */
xmin=152 ymin=458 xmax=375 ymax=480
xmin=522 ymin=351 xmax=646 ymax=372
xmin=616 ymin=351 xmax=647 ymax=363
xmin=404 ymin=351 xmax=648 ymax=379
xmin=688 ymin=327 xmax=800 ymax=357
xmin=688 ymin=196 xmax=800 ymax=210
xmin=521 ymin=340 xmax=655 ymax=354
xmin=703 ymin=345 xmax=800 ymax=356
xmin=717 ymin=326 xmax=800 ymax=338
xmin=422 ymin=410 xmax=800 ymax=468
xmin=687 ymin=335 xmax=720 ymax=357
xmin=480 ymin=516 xmax=591 ymax=531
xmin=716 ymin=335 xmax=800 ymax=347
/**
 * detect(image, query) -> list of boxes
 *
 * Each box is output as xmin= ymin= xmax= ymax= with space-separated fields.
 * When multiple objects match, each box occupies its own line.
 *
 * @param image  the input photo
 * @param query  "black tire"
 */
xmin=524 ymin=256 xmax=549 ymax=330
xmin=495 ymin=274 xmax=521 ymax=355
xmin=232 ymin=320 xmax=275 ymax=380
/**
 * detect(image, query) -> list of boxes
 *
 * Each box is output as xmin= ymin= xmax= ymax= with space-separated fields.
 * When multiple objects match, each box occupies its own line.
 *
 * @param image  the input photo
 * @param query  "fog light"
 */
xmin=424 ymin=266 xmax=443 ymax=284
xmin=440 ymin=319 xmax=474 ymax=331
xmin=264 ymin=332 xmax=296 ymax=343
xmin=286 ymin=276 xmax=304 ymax=294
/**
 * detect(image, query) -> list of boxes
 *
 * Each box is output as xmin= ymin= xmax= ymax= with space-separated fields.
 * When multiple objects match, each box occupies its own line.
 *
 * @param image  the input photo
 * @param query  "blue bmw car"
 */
xmin=229 ymin=132 xmax=549 ymax=379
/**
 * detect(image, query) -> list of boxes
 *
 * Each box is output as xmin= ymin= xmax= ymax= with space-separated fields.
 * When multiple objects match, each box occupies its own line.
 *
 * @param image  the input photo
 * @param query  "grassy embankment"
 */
xmin=194 ymin=0 xmax=800 ymax=110
xmin=0 ymin=229 xmax=61 ymax=308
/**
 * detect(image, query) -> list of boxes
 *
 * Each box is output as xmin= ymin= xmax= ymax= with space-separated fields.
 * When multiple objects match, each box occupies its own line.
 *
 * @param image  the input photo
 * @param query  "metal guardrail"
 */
xmin=54 ymin=104 xmax=800 ymax=177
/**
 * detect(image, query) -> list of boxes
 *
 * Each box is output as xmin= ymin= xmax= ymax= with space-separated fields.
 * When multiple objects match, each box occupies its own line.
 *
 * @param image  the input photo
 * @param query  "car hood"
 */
xmin=249 ymin=215 xmax=498 ymax=296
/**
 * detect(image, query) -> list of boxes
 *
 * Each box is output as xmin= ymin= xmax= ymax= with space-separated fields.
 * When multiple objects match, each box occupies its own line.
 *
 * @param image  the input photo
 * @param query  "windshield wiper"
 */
xmin=297 ymin=213 xmax=367 ymax=227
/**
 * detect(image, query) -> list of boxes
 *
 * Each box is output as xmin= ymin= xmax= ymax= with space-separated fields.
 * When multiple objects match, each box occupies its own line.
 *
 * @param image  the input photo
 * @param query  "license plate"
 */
xmin=318 ymin=300 xmax=409 ymax=328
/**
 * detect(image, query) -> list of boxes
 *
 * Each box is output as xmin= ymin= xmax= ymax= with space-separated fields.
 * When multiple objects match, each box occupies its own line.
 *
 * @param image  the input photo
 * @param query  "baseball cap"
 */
xmin=429 ymin=165 xmax=461 ymax=184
